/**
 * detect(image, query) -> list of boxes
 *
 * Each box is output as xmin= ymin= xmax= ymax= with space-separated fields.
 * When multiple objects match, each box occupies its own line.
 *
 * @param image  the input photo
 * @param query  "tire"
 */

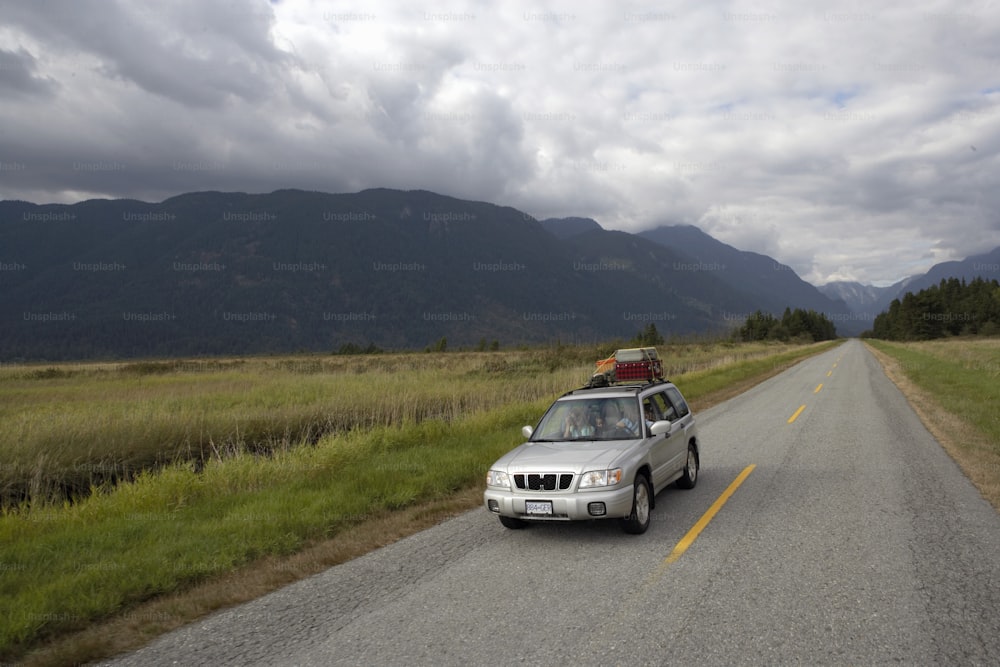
xmin=499 ymin=515 xmax=528 ymax=529
xmin=621 ymin=473 xmax=651 ymax=534
xmin=676 ymin=443 xmax=699 ymax=489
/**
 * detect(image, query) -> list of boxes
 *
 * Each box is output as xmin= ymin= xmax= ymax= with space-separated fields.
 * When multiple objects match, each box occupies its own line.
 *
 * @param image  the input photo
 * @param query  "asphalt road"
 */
xmin=105 ymin=339 xmax=1000 ymax=666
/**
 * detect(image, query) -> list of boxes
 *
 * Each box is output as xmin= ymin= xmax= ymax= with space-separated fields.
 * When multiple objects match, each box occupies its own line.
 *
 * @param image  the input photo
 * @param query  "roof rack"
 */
xmin=588 ymin=347 xmax=664 ymax=388
xmin=566 ymin=378 xmax=670 ymax=396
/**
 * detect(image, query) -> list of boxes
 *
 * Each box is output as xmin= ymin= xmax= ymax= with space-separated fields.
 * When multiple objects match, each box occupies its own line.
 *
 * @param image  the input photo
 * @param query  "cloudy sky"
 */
xmin=1 ymin=0 xmax=998 ymax=285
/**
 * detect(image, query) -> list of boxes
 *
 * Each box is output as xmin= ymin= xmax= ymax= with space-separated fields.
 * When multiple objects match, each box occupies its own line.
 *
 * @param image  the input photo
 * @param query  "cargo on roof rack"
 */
xmin=589 ymin=347 xmax=664 ymax=387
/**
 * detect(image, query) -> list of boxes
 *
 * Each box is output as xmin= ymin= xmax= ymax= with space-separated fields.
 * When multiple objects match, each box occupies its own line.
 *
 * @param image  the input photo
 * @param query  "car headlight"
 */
xmin=579 ymin=468 xmax=623 ymax=488
xmin=486 ymin=470 xmax=511 ymax=489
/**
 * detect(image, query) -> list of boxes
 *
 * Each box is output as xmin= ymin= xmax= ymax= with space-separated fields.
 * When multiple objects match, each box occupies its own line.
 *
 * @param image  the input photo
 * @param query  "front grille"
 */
xmin=514 ymin=473 xmax=574 ymax=491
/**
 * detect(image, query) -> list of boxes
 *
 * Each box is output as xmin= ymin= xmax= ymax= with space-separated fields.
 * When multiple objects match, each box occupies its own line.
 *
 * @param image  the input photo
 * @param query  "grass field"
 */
xmin=0 ymin=341 xmax=831 ymax=508
xmin=865 ymin=338 xmax=1000 ymax=510
xmin=0 ymin=340 xmax=839 ymax=664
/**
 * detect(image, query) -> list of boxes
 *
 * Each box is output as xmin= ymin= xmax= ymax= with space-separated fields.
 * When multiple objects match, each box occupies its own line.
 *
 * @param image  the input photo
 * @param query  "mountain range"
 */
xmin=1 ymin=188 xmax=996 ymax=360
xmin=817 ymin=246 xmax=1000 ymax=327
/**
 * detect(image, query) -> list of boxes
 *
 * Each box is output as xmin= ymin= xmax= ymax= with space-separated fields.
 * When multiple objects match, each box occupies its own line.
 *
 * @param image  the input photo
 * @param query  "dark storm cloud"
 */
xmin=1 ymin=0 xmax=295 ymax=107
xmin=1 ymin=0 xmax=998 ymax=284
xmin=0 ymin=48 xmax=57 ymax=97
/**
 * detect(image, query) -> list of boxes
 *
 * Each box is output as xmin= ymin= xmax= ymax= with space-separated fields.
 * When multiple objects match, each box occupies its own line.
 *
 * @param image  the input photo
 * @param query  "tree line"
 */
xmin=735 ymin=307 xmax=838 ymax=342
xmin=865 ymin=277 xmax=1000 ymax=340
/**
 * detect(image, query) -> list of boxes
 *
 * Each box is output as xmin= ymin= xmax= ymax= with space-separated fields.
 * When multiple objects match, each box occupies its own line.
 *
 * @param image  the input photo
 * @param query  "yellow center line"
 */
xmin=814 ymin=383 xmax=823 ymax=393
xmin=787 ymin=404 xmax=806 ymax=423
xmin=662 ymin=464 xmax=756 ymax=565
xmin=826 ymin=370 xmax=832 ymax=377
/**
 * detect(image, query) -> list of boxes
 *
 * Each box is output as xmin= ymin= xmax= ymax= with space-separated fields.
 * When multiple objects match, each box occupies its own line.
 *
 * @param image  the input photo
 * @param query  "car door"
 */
xmin=662 ymin=386 xmax=693 ymax=475
xmin=644 ymin=391 xmax=682 ymax=489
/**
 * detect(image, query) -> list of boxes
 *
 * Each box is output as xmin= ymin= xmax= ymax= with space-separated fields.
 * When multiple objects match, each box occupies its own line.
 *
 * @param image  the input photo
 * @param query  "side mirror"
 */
xmin=522 ymin=425 xmax=534 ymax=439
xmin=649 ymin=420 xmax=675 ymax=436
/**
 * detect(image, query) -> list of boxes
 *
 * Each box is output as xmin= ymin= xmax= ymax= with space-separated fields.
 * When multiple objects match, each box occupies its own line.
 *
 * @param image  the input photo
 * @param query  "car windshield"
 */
xmin=531 ymin=397 xmax=644 ymax=441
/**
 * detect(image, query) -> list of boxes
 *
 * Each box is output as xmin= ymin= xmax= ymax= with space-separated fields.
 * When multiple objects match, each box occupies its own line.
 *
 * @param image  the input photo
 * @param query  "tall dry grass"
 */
xmin=0 ymin=350 xmax=580 ymax=506
xmin=0 ymin=340 xmax=808 ymax=507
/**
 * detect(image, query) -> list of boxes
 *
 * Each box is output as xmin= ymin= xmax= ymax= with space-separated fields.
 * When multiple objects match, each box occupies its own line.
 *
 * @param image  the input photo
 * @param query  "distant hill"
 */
xmin=556 ymin=226 xmax=762 ymax=328
xmin=0 ymin=189 xmax=725 ymax=359
xmin=540 ymin=216 xmax=604 ymax=239
xmin=901 ymin=246 xmax=1000 ymax=295
xmin=1 ymin=189 xmax=860 ymax=360
xmin=638 ymin=225 xmax=857 ymax=332
xmin=816 ymin=279 xmax=914 ymax=329
xmin=817 ymin=281 xmax=901 ymax=312
xmin=818 ymin=246 xmax=1000 ymax=325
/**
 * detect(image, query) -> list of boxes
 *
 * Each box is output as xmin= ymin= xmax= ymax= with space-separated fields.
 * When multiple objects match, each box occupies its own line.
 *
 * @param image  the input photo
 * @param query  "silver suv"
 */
xmin=484 ymin=380 xmax=699 ymax=534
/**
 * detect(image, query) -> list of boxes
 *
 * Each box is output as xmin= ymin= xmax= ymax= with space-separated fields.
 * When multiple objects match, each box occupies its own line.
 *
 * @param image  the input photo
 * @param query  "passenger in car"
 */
xmin=643 ymin=401 xmax=659 ymax=430
xmin=563 ymin=405 xmax=595 ymax=438
xmin=595 ymin=400 xmax=617 ymax=436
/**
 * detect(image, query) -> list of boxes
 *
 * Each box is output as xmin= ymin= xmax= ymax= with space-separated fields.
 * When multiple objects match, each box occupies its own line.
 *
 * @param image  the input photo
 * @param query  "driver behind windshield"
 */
xmin=616 ymin=400 xmax=641 ymax=435
xmin=597 ymin=399 xmax=640 ymax=437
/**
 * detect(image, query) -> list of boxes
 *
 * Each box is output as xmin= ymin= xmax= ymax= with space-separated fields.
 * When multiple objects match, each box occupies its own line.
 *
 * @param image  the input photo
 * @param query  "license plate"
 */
xmin=525 ymin=500 xmax=553 ymax=516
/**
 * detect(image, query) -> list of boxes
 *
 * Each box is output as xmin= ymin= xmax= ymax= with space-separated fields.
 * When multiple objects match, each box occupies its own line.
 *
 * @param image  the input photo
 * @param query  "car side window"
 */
xmin=642 ymin=396 xmax=661 ymax=423
xmin=664 ymin=386 xmax=690 ymax=419
xmin=649 ymin=392 xmax=674 ymax=422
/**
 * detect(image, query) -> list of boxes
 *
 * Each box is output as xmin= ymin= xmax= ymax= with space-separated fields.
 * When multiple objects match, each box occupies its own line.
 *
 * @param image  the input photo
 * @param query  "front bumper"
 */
xmin=483 ymin=484 xmax=635 ymax=521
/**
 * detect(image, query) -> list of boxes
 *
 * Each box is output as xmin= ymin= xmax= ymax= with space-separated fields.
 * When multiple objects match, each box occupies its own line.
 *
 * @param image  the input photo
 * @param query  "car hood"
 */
xmin=492 ymin=440 xmax=637 ymax=473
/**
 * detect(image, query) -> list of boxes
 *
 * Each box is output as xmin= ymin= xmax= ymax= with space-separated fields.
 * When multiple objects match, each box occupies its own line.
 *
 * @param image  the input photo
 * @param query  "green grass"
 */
xmin=865 ymin=339 xmax=1000 ymax=448
xmin=0 ymin=340 xmax=837 ymax=661
xmin=0 ymin=341 xmax=829 ymax=507
xmin=0 ymin=401 xmax=543 ymax=658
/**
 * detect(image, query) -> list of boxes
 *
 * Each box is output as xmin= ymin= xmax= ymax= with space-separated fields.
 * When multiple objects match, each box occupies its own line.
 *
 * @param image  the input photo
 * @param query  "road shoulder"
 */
xmin=864 ymin=341 xmax=1000 ymax=512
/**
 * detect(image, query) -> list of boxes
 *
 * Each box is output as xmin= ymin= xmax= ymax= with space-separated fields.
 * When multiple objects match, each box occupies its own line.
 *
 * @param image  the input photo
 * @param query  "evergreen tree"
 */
xmin=736 ymin=308 xmax=837 ymax=342
xmin=631 ymin=323 xmax=665 ymax=346
xmin=864 ymin=278 xmax=1000 ymax=340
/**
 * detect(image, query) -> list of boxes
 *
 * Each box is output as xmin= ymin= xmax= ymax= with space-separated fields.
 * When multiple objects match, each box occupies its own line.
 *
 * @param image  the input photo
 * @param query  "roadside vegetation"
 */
xmin=865 ymin=277 xmax=1000 ymax=340
xmin=734 ymin=307 xmax=838 ymax=342
xmin=1 ymin=339 xmax=839 ymax=664
xmin=0 ymin=351 xmax=581 ymax=508
xmin=865 ymin=338 xmax=1000 ymax=511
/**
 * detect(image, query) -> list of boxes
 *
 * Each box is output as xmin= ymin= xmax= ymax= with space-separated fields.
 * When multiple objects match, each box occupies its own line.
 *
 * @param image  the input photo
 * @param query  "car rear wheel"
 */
xmin=499 ymin=515 xmax=528 ymax=529
xmin=676 ymin=443 xmax=699 ymax=489
xmin=621 ymin=473 xmax=651 ymax=534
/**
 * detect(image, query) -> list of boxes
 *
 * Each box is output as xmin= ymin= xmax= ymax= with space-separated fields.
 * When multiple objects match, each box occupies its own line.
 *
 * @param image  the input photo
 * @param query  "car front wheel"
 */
xmin=621 ymin=473 xmax=651 ymax=534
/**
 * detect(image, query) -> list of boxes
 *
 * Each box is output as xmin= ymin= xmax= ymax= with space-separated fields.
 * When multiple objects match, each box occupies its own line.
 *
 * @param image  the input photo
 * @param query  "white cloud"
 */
xmin=1 ymin=0 xmax=999 ymax=284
